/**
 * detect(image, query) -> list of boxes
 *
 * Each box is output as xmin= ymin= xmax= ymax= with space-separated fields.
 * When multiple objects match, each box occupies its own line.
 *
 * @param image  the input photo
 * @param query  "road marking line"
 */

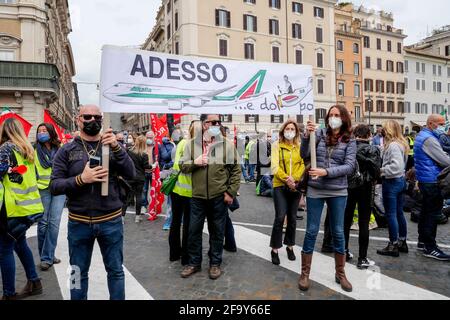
xmin=49 ymin=212 xmax=153 ymax=300
xmin=204 ymin=224 xmax=448 ymax=300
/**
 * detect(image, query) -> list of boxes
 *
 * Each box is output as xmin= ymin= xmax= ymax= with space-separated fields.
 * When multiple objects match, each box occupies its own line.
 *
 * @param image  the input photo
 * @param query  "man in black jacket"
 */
xmin=50 ymin=104 xmax=135 ymax=300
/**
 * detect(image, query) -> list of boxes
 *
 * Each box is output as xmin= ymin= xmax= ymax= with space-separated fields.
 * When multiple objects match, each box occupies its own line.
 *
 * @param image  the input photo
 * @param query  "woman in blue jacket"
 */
xmin=298 ymin=105 xmax=356 ymax=293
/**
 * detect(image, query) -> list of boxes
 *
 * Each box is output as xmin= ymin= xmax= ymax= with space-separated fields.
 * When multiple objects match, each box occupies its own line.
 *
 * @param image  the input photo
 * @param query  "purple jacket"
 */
xmin=301 ymin=129 xmax=356 ymax=190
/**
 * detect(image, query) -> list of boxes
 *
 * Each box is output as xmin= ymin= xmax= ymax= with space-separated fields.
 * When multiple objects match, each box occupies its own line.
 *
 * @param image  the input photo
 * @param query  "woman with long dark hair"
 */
xmin=0 ymin=118 xmax=44 ymax=299
xmin=34 ymin=123 xmax=66 ymax=271
xmin=299 ymin=105 xmax=356 ymax=292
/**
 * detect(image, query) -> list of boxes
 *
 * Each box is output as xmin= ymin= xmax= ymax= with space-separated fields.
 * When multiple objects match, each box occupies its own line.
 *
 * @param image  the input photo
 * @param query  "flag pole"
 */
xmin=309 ymin=114 xmax=317 ymax=169
xmin=101 ymin=113 xmax=111 ymax=196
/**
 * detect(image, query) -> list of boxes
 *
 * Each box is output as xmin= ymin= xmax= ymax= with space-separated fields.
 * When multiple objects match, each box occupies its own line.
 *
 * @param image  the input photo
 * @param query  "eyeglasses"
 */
xmin=205 ymin=120 xmax=222 ymax=126
xmin=80 ymin=114 xmax=103 ymax=121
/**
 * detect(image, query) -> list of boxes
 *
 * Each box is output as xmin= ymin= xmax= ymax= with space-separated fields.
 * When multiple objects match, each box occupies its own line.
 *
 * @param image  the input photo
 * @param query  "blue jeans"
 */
xmin=0 ymin=233 xmax=39 ymax=297
xmin=248 ymin=164 xmax=256 ymax=180
xmin=302 ymin=196 xmax=348 ymax=255
xmin=241 ymin=161 xmax=249 ymax=181
xmin=68 ymin=216 xmax=124 ymax=300
xmin=382 ymin=177 xmax=407 ymax=243
xmin=38 ymin=189 xmax=66 ymax=264
xmin=142 ymin=174 xmax=151 ymax=207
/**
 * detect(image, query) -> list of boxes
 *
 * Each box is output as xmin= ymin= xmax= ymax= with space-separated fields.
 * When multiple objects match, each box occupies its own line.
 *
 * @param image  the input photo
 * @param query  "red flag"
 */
xmin=44 ymin=110 xmax=64 ymax=141
xmin=150 ymin=114 xmax=168 ymax=143
xmin=0 ymin=111 xmax=33 ymax=137
xmin=147 ymin=143 xmax=164 ymax=221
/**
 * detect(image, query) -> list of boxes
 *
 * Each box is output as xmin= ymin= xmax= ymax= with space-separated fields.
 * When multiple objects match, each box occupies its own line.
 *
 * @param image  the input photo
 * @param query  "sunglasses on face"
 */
xmin=80 ymin=114 xmax=103 ymax=121
xmin=205 ymin=120 xmax=221 ymax=126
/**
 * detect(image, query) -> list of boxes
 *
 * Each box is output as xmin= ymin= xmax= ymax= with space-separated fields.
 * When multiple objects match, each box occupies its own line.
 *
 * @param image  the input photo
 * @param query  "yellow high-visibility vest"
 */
xmin=172 ymin=139 xmax=192 ymax=198
xmin=3 ymin=150 xmax=44 ymax=218
xmin=34 ymin=150 xmax=52 ymax=190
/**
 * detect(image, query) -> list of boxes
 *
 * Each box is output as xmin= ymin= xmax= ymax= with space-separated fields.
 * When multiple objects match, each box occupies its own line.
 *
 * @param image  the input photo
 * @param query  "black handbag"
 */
xmin=116 ymin=176 xmax=132 ymax=203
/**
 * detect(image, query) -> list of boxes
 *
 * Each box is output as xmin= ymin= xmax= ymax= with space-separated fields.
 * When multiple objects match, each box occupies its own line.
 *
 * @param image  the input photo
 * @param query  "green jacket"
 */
xmin=180 ymin=137 xmax=241 ymax=200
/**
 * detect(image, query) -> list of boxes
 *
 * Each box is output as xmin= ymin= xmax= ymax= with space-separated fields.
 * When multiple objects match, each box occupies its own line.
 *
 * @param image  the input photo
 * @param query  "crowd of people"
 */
xmin=1 ymin=103 xmax=449 ymax=300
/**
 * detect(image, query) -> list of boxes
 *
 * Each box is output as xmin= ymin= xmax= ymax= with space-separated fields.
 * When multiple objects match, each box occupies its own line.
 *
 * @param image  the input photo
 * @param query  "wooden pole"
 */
xmin=309 ymin=114 xmax=317 ymax=169
xmin=101 ymin=113 xmax=111 ymax=196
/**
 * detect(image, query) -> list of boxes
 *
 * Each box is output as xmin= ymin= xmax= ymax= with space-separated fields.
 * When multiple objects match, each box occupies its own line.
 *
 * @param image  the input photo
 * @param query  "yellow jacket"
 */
xmin=271 ymin=141 xmax=305 ymax=188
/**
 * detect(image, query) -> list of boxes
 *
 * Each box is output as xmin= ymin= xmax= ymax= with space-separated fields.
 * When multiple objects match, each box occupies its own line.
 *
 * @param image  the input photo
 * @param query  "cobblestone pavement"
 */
xmin=2 ymin=183 xmax=449 ymax=300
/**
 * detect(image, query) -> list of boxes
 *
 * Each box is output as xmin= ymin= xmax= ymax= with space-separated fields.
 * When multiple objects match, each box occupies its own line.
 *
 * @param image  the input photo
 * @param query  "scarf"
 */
xmin=36 ymin=142 xmax=57 ymax=169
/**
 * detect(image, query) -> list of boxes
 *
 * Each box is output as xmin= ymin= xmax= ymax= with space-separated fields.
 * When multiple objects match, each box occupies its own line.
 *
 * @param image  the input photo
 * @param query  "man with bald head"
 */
xmin=50 ymin=104 xmax=136 ymax=299
xmin=413 ymin=114 xmax=450 ymax=261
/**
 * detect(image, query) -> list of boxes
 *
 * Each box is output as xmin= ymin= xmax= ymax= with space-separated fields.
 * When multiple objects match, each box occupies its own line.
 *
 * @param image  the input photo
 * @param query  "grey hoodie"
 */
xmin=380 ymin=141 xmax=407 ymax=179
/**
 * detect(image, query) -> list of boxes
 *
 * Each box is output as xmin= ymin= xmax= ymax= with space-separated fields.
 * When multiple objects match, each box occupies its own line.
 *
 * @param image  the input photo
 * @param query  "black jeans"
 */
xmin=187 ymin=196 xmax=227 ymax=267
xmin=344 ymin=183 xmax=373 ymax=259
xmin=418 ymin=183 xmax=442 ymax=251
xmin=270 ymin=187 xmax=301 ymax=249
xmin=169 ymin=193 xmax=191 ymax=264
xmin=224 ymin=212 xmax=236 ymax=250
xmin=122 ymin=180 xmax=145 ymax=216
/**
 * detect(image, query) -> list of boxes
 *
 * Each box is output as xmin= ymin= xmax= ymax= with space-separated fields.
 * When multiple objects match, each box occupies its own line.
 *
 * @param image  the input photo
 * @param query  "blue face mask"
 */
xmin=208 ymin=126 xmax=221 ymax=137
xmin=37 ymin=132 xmax=50 ymax=143
xmin=434 ymin=126 xmax=446 ymax=136
xmin=162 ymin=137 xmax=170 ymax=143
xmin=146 ymin=139 xmax=154 ymax=146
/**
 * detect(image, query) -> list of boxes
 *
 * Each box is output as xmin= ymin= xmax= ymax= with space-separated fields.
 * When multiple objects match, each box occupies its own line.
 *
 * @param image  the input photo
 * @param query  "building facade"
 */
xmin=334 ymin=3 xmax=363 ymax=123
xmin=0 ymin=0 xmax=78 ymax=139
xmin=352 ymin=5 xmax=407 ymax=131
xmin=127 ymin=0 xmax=338 ymax=135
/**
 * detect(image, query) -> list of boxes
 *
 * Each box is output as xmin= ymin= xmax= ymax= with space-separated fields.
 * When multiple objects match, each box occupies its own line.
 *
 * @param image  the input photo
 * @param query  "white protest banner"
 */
xmin=100 ymin=45 xmax=314 ymax=115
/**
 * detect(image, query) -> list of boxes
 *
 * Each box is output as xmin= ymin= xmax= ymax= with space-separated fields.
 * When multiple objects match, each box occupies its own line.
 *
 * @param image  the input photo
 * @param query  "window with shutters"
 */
xmin=387 ymin=40 xmax=392 ymax=52
xmin=245 ymin=114 xmax=259 ymax=123
xmin=313 ymin=6 xmax=324 ymax=18
xmin=337 ymin=40 xmax=343 ymax=51
xmin=219 ymin=39 xmax=228 ymax=57
xmin=438 ymin=66 xmax=442 ymax=77
xmin=405 ymin=102 xmax=411 ymax=113
xmin=387 ymin=101 xmax=394 ymax=113
xmin=292 ymin=23 xmax=302 ymax=39
xmin=365 ymin=79 xmax=373 ymax=92
xmin=405 ymin=77 xmax=408 ymax=89
xmin=317 ymin=79 xmax=324 ymax=94
xmin=271 ymin=115 xmax=284 ymax=123
xmin=422 ymin=63 xmax=426 ymax=73
xmin=316 ymin=108 xmax=327 ymax=120
xmin=338 ymin=82 xmax=345 ymax=96
xmin=243 ymin=14 xmax=257 ymax=32
xmin=397 ymin=82 xmax=405 ymax=94
xmin=292 ymin=2 xmax=303 ymax=13
xmin=397 ymin=43 xmax=402 ymax=54
xmin=354 ymin=83 xmax=360 ymax=98
xmin=244 ymin=43 xmax=255 ymax=59
xmin=365 ymin=56 xmax=371 ymax=69
xmin=433 ymin=64 xmax=436 ymax=75
xmin=363 ymin=36 xmax=370 ymax=48
xmin=416 ymin=62 xmax=420 ymax=73
xmin=295 ymin=49 xmax=302 ymax=64
xmin=376 ymin=100 xmax=384 ymax=112
xmin=337 ymin=60 xmax=344 ymax=74
xmin=377 ymin=38 xmax=381 ymax=50
xmin=269 ymin=19 xmax=279 ymax=35
xmin=317 ymin=52 xmax=323 ymax=68
xmin=216 ymin=9 xmax=231 ymax=27
xmin=316 ymin=27 xmax=323 ymax=43
xmin=416 ymin=79 xmax=420 ymax=90
xmin=269 ymin=0 xmax=280 ymax=9
xmin=397 ymin=62 xmax=404 ymax=73
xmin=377 ymin=58 xmax=382 ymax=70
xmin=422 ymin=79 xmax=425 ymax=91
xmin=376 ymin=80 xmax=384 ymax=93
xmin=405 ymin=60 xmax=408 ymax=72
xmin=175 ymin=42 xmax=179 ymax=54
xmin=353 ymin=43 xmax=359 ymax=54
xmin=354 ymin=63 xmax=360 ymax=76
xmin=272 ymin=46 xmax=280 ymax=63
xmin=415 ymin=102 xmax=420 ymax=114
xmin=175 ymin=12 xmax=179 ymax=30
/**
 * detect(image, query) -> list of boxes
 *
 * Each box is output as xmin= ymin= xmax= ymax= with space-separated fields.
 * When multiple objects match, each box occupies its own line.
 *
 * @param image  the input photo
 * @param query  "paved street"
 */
xmin=3 ymin=183 xmax=450 ymax=300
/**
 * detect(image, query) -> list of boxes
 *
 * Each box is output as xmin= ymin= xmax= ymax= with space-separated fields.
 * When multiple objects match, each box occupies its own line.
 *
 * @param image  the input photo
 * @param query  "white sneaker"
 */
xmin=350 ymin=222 xmax=359 ymax=231
xmin=368 ymin=221 xmax=378 ymax=230
xmin=135 ymin=215 xmax=142 ymax=223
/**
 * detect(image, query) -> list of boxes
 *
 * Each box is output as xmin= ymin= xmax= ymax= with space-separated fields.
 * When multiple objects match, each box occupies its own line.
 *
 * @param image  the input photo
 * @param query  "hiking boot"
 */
xmin=208 ymin=265 xmax=222 ymax=280
xmin=16 ymin=280 xmax=43 ymax=299
xmin=398 ymin=240 xmax=409 ymax=253
xmin=376 ymin=242 xmax=399 ymax=257
xmin=180 ymin=265 xmax=201 ymax=278
xmin=286 ymin=247 xmax=296 ymax=261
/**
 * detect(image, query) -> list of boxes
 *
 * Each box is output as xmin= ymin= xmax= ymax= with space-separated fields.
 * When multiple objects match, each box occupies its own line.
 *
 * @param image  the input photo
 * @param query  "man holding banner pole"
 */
xmin=50 ymin=104 xmax=135 ymax=300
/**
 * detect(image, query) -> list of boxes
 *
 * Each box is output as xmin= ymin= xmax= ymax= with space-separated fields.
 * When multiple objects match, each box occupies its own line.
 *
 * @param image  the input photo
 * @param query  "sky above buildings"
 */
xmin=68 ymin=0 xmax=449 ymax=105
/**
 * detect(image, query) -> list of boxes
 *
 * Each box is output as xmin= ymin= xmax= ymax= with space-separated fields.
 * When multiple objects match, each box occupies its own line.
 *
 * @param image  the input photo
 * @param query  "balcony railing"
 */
xmin=0 ymin=61 xmax=60 ymax=99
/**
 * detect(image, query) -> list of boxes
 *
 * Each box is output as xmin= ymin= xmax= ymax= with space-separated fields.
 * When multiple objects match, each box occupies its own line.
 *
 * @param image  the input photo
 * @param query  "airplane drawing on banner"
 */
xmin=275 ymin=76 xmax=313 ymax=108
xmin=103 ymin=70 xmax=268 ymax=110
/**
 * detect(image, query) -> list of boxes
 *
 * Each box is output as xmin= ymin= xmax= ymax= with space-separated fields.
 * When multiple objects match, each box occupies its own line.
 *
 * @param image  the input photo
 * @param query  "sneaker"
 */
xmin=417 ymin=242 xmax=425 ymax=251
xmin=208 ymin=265 xmax=222 ymax=280
xmin=162 ymin=223 xmax=170 ymax=231
xmin=423 ymin=248 xmax=450 ymax=261
xmin=350 ymin=223 xmax=359 ymax=231
xmin=180 ymin=265 xmax=201 ymax=278
xmin=368 ymin=221 xmax=378 ymax=230
xmin=398 ymin=240 xmax=409 ymax=253
xmin=286 ymin=247 xmax=296 ymax=261
xmin=135 ymin=215 xmax=142 ymax=223
xmin=376 ymin=242 xmax=400 ymax=257
xmin=357 ymin=257 xmax=375 ymax=269
xmin=345 ymin=250 xmax=354 ymax=261
xmin=271 ymin=250 xmax=280 ymax=265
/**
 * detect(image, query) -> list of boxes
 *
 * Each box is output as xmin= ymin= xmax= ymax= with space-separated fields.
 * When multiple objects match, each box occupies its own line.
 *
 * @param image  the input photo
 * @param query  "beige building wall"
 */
xmin=353 ymin=6 xmax=407 ymax=130
xmin=136 ymin=0 xmax=337 ymax=135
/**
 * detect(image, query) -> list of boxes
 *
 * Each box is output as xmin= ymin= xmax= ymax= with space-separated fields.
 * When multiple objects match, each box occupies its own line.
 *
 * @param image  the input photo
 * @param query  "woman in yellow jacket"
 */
xmin=270 ymin=119 xmax=305 ymax=265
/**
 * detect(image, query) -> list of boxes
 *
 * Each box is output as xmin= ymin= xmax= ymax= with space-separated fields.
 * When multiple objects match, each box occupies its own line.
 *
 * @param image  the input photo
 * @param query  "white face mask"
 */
xmin=284 ymin=131 xmax=295 ymax=141
xmin=329 ymin=117 xmax=343 ymax=130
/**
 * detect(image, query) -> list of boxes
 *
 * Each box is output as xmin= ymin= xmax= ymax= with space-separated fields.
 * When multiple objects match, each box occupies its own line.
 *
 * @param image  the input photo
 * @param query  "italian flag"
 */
xmin=0 ymin=107 xmax=33 ymax=137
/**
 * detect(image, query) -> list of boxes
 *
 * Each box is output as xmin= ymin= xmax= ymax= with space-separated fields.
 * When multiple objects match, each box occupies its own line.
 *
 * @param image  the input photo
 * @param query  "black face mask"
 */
xmin=82 ymin=120 xmax=102 ymax=136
